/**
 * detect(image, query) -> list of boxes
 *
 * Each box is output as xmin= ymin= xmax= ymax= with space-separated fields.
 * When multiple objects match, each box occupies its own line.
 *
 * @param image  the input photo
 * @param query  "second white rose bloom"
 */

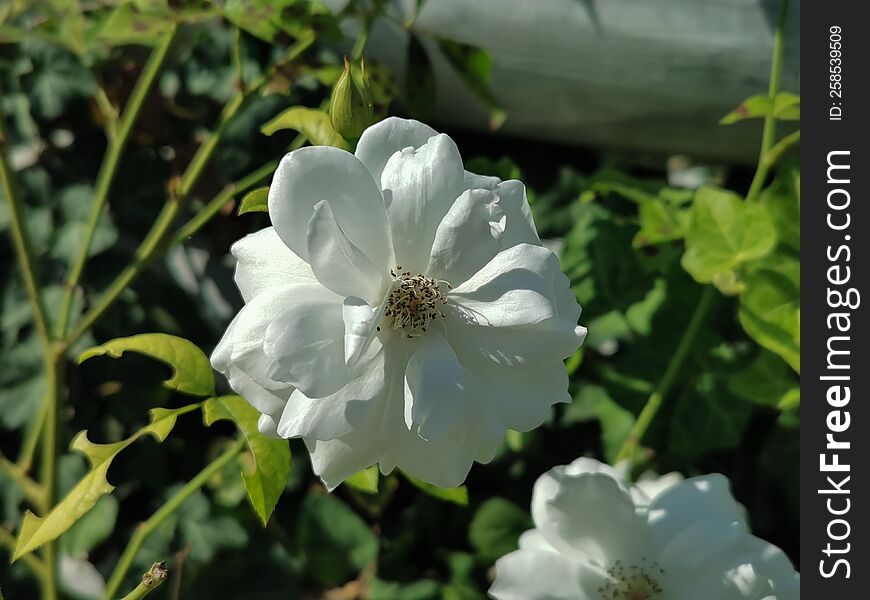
xmin=212 ymin=117 xmax=586 ymax=489
xmin=490 ymin=458 xmax=800 ymax=600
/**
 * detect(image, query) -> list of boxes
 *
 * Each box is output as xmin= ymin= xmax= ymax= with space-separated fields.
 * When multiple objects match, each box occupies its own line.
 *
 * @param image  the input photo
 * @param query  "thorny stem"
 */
xmin=103 ymin=439 xmax=246 ymax=600
xmin=746 ymin=0 xmax=791 ymax=203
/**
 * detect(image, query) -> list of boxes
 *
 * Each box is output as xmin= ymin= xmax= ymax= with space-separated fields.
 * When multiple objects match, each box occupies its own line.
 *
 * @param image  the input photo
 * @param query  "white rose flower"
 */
xmin=490 ymin=458 xmax=799 ymax=600
xmin=211 ymin=117 xmax=586 ymax=489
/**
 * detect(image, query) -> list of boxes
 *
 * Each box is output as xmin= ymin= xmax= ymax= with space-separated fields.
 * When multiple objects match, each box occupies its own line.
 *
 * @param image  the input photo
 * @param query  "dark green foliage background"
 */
xmin=1 ymin=2 xmax=799 ymax=598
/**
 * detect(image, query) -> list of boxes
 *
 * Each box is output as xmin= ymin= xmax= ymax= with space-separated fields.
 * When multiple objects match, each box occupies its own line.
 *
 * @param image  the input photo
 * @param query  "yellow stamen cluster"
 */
xmin=383 ymin=266 xmax=449 ymax=337
xmin=598 ymin=559 xmax=665 ymax=600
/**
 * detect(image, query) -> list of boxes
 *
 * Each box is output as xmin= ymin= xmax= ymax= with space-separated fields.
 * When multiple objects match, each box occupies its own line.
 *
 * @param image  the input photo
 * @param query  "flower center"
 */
xmin=383 ymin=266 xmax=449 ymax=337
xmin=598 ymin=559 xmax=665 ymax=600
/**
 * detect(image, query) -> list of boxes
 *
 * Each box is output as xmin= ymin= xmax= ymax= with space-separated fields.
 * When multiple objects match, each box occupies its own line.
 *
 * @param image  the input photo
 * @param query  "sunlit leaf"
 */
xmin=681 ymin=187 xmax=776 ymax=286
xmin=203 ymin=395 xmax=291 ymax=526
xmin=343 ymin=465 xmax=379 ymax=495
xmin=12 ymin=406 xmax=196 ymax=561
xmin=261 ymin=106 xmax=349 ymax=149
xmin=720 ymin=92 xmax=801 ymax=124
xmin=401 ymin=471 xmax=468 ymax=506
xmin=79 ymin=333 xmax=215 ymax=397
xmin=237 ymin=186 xmax=269 ymax=215
xmin=98 ymin=4 xmax=174 ymax=46
xmin=738 ymin=261 xmax=800 ymax=373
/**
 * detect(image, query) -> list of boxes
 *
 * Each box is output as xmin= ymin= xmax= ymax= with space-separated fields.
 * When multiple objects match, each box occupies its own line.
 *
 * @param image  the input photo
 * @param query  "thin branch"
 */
xmin=0 ymin=119 xmax=51 ymax=344
xmin=615 ymin=286 xmax=718 ymax=464
xmin=56 ymin=26 xmax=178 ymax=338
xmin=746 ymin=0 xmax=791 ymax=203
xmin=103 ymin=439 xmax=245 ymax=600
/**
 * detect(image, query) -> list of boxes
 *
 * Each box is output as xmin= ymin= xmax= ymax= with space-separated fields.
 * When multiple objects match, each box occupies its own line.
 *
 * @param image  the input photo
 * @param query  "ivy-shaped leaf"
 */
xmin=203 ymin=395 xmax=291 ymax=525
xmin=237 ymin=186 xmax=269 ymax=215
xmin=343 ymin=466 xmax=379 ymax=495
xmin=261 ymin=106 xmax=349 ymax=149
xmin=738 ymin=263 xmax=800 ymax=373
xmin=681 ymin=187 xmax=776 ymax=286
xmin=12 ymin=406 xmax=197 ymax=561
xmin=401 ymin=471 xmax=468 ymax=506
xmin=79 ymin=333 xmax=215 ymax=397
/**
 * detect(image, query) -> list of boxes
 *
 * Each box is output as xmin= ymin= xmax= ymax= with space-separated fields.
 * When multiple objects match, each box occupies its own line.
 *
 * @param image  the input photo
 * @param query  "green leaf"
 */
xmin=761 ymin=162 xmax=800 ymax=252
xmin=436 ymin=39 xmax=506 ymax=130
xmin=738 ymin=262 xmax=800 ymax=373
xmin=681 ymin=187 xmax=776 ymax=286
xmin=401 ymin=471 xmax=468 ymax=505
xmin=405 ymin=33 xmax=436 ymax=117
xmin=203 ymin=395 xmax=291 ymax=525
xmin=469 ymin=497 xmax=532 ymax=564
xmin=97 ymin=4 xmax=174 ymax=46
xmin=261 ymin=106 xmax=349 ymax=149
xmin=720 ymin=92 xmax=801 ymax=124
xmin=223 ymin=0 xmax=296 ymax=42
xmin=729 ymin=350 xmax=798 ymax=408
xmin=668 ymin=373 xmax=752 ymax=462
xmin=79 ymin=333 xmax=215 ymax=397
xmin=369 ymin=578 xmax=442 ymax=600
xmin=237 ymin=186 xmax=269 ymax=215
xmin=12 ymin=406 xmax=194 ymax=561
xmin=563 ymin=385 xmax=635 ymax=462
xmin=296 ymin=492 xmax=378 ymax=586
xmin=60 ymin=495 xmax=118 ymax=556
xmin=343 ymin=465 xmax=379 ymax=494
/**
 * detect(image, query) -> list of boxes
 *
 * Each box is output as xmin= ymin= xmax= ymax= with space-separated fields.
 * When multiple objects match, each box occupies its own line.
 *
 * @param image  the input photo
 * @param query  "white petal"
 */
xmin=381 ymin=133 xmax=466 ymax=273
xmin=464 ymin=171 xmax=541 ymax=248
xmin=355 ymin=117 xmax=437 ymax=184
xmin=380 ymin=357 xmax=484 ymax=487
xmin=426 ymin=188 xmax=505 ymax=285
xmin=403 ymin=329 xmax=463 ymax=440
xmin=490 ymin=548 xmax=608 ymax=600
xmin=268 ymin=146 xmax=391 ymax=268
xmin=262 ymin=284 xmax=351 ymax=398
xmin=306 ymin=402 xmax=384 ymax=491
xmin=647 ymin=475 xmax=749 ymax=552
xmin=276 ymin=346 xmax=386 ymax=441
xmin=231 ymin=227 xmax=316 ymax=302
xmin=306 ymin=199 xmax=388 ymax=302
xmin=532 ymin=468 xmax=645 ymax=565
xmin=342 ymin=296 xmax=386 ymax=367
xmin=212 ymin=284 xmax=305 ymax=393
xmin=445 ymin=244 xmax=584 ymax=366
xmin=449 ymin=244 xmax=563 ymax=327
xmin=462 ymin=358 xmax=568 ymax=433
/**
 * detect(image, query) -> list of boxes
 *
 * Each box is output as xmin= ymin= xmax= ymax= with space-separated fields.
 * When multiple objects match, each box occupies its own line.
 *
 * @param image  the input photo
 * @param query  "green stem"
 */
xmin=119 ymin=562 xmax=169 ymax=600
xmin=39 ymin=346 xmax=65 ymax=600
xmin=762 ymin=130 xmax=800 ymax=171
xmin=16 ymin=395 xmax=47 ymax=472
xmin=171 ymin=159 xmax=279 ymax=245
xmin=615 ymin=286 xmax=718 ymax=464
xmin=0 ymin=527 xmax=48 ymax=580
xmin=746 ymin=0 xmax=790 ymax=203
xmin=0 ymin=119 xmax=51 ymax=344
xmin=56 ymin=27 xmax=177 ymax=339
xmin=93 ymin=86 xmax=120 ymax=142
xmin=0 ymin=454 xmax=46 ymax=513
xmin=64 ymin=194 xmax=184 ymax=349
xmin=103 ymin=439 xmax=245 ymax=600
